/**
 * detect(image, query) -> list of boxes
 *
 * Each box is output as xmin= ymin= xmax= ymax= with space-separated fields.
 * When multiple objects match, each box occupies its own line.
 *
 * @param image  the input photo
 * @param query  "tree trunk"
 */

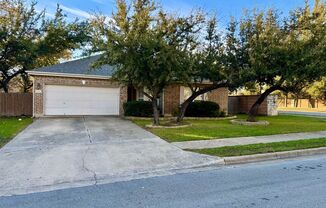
xmin=1 ymin=70 xmax=22 ymax=93
xmin=22 ymin=72 xmax=32 ymax=93
xmin=23 ymin=86 xmax=29 ymax=93
xmin=308 ymin=97 xmax=315 ymax=108
xmin=247 ymin=86 xmax=280 ymax=122
xmin=152 ymin=99 xmax=160 ymax=126
xmin=294 ymin=96 xmax=299 ymax=108
xmin=2 ymin=84 xmax=9 ymax=93
xmin=177 ymin=99 xmax=191 ymax=123
xmin=176 ymin=84 xmax=227 ymax=123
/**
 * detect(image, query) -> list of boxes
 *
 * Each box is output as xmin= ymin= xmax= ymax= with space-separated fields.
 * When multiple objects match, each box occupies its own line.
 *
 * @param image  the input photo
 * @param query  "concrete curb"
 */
xmin=230 ymin=119 xmax=269 ymax=126
xmin=125 ymin=116 xmax=237 ymax=121
xmin=145 ymin=123 xmax=192 ymax=129
xmin=222 ymin=147 xmax=326 ymax=165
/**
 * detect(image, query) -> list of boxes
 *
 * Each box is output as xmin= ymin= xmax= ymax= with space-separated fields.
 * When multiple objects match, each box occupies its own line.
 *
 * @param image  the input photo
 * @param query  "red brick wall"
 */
xmin=228 ymin=95 xmax=268 ymax=115
xmin=163 ymin=85 xmax=181 ymax=116
xmin=163 ymin=86 xmax=229 ymax=116
xmin=207 ymin=88 xmax=229 ymax=113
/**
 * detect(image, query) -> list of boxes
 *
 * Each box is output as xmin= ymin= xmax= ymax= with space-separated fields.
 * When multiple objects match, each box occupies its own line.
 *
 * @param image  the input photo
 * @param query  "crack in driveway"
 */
xmin=0 ymin=117 xmax=221 ymax=196
xmin=82 ymin=117 xmax=98 ymax=186
xmin=81 ymin=147 xmax=98 ymax=186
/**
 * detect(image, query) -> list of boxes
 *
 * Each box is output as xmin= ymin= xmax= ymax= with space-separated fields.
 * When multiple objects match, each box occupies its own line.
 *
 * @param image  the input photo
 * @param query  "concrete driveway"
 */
xmin=0 ymin=117 xmax=220 ymax=196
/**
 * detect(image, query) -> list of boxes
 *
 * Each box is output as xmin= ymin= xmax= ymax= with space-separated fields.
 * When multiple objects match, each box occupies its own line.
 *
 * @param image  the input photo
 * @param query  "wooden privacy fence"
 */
xmin=0 ymin=93 xmax=33 ymax=116
xmin=278 ymin=98 xmax=326 ymax=109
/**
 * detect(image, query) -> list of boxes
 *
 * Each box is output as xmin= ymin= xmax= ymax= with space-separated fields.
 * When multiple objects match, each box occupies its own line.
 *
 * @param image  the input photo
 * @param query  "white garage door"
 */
xmin=44 ymin=85 xmax=120 ymax=116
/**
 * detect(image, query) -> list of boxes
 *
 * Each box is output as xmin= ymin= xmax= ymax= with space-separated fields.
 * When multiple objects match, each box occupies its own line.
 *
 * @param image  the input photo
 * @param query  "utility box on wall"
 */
xmin=267 ymin=95 xmax=278 ymax=116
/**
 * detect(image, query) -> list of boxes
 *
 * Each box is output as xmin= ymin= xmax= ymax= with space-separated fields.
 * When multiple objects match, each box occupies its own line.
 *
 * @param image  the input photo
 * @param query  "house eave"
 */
xmin=27 ymin=71 xmax=112 ymax=80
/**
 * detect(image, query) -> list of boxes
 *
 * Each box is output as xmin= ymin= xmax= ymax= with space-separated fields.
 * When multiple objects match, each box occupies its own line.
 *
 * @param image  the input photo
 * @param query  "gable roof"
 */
xmin=29 ymin=55 xmax=115 ymax=78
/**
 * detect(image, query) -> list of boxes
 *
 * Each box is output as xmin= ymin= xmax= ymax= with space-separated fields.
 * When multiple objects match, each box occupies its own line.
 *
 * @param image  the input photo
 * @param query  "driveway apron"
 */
xmin=0 ymin=117 xmax=220 ymax=196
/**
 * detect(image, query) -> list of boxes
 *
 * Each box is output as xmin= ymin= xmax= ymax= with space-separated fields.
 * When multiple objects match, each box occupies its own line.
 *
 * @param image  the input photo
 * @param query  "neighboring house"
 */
xmin=28 ymin=55 xmax=228 ymax=117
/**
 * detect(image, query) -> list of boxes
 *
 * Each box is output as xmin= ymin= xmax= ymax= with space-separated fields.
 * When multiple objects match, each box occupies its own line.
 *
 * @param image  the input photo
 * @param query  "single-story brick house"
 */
xmin=28 ymin=55 xmax=228 ymax=117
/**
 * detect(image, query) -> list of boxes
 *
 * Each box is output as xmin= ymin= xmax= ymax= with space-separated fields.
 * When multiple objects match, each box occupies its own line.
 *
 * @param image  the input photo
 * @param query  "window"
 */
xmin=182 ymin=87 xmax=208 ymax=102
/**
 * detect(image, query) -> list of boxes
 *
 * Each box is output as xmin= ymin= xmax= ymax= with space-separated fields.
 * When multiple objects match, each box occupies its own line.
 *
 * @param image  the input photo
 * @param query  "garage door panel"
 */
xmin=45 ymin=101 xmax=119 ymax=110
xmin=45 ymin=85 xmax=120 ymax=116
xmin=45 ymin=108 xmax=118 ymax=116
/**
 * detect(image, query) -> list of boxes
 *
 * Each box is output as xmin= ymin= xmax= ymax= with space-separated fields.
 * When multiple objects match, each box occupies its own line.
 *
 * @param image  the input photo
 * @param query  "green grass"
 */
xmin=190 ymin=138 xmax=326 ymax=157
xmin=133 ymin=115 xmax=326 ymax=142
xmin=0 ymin=117 xmax=33 ymax=148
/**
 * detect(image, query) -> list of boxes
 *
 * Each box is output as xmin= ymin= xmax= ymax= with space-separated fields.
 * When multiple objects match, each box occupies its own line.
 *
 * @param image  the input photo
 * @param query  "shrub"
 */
xmin=123 ymin=101 xmax=153 ymax=117
xmin=185 ymin=101 xmax=220 ymax=117
xmin=219 ymin=110 xmax=227 ymax=117
xmin=171 ymin=107 xmax=180 ymax=117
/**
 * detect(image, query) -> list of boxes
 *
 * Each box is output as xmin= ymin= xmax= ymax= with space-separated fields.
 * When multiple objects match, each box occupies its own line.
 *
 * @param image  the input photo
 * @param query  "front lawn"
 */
xmin=0 ymin=117 xmax=33 ymax=148
xmin=133 ymin=115 xmax=326 ymax=142
xmin=190 ymin=138 xmax=326 ymax=157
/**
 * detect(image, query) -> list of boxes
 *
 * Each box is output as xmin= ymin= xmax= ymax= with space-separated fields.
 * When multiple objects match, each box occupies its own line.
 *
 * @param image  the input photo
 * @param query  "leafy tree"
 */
xmin=238 ymin=0 xmax=326 ymax=121
xmin=290 ymin=78 xmax=326 ymax=106
xmin=176 ymin=17 xmax=242 ymax=122
xmin=305 ymin=78 xmax=326 ymax=100
xmin=91 ymin=0 xmax=204 ymax=125
xmin=0 ymin=0 xmax=89 ymax=92
xmin=9 ymin=72 xmax=33 ymax=92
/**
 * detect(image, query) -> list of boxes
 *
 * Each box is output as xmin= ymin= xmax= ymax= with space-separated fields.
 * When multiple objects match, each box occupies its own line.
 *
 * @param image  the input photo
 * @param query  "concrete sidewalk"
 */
xmin=172 ymin=131 xmax=326 ymax=150
xmin=278 ymin=110 xmax=326 ymax=117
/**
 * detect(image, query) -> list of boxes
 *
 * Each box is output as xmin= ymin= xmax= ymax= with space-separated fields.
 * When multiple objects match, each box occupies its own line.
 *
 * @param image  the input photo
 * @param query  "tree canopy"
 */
xmin=0 ymin=0 xmax=90 ymax=92
xmin=235 ymin=0 xmax=326 ymax=121
xmin=91 ymin=0 xmax=205 ymax=125
xmin=175 ymin=17 xmax=243 ymax=122
xmin=89 ymin=0 xmax=326 ymax=123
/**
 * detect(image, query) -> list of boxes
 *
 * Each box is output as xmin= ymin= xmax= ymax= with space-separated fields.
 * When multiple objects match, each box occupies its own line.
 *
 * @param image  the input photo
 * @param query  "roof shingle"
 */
xmin=33 ymin=55 xmax=114 ymax=77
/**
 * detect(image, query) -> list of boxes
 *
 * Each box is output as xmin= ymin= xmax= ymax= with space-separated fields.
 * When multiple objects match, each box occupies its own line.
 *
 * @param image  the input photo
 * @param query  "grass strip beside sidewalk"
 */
xmin=133 ymin=115 xmax=326 ymax=142
xmin=190 ymin=138 xmax=326 ymax=157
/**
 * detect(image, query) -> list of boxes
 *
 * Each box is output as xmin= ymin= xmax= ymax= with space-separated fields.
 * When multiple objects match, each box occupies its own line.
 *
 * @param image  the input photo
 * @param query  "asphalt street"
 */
xmin=1 ymin=155 xmax=326 ymax=208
